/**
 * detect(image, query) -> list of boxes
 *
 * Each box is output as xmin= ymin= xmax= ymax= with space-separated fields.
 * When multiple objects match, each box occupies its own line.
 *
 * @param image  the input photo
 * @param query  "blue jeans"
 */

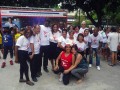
xmin=89 ymin=48 xmax=100 ymax=66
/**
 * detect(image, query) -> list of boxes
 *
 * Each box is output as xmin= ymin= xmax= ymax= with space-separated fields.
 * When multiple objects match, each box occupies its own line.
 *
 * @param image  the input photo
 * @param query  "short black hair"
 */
xmin=62 ymin=29 xmax=67 ymax=33
xmin=73 ymin=26 xmax=80 ymax=30
xmin=77 ymin=33 xmax=84 ymax=41
xmin=24 ymin=28 xmax=33 ymax=37
xmin=111 ymin=27 xmax=116 ymax=32
xmin=72 ymin=45 xmax=78 ymax=51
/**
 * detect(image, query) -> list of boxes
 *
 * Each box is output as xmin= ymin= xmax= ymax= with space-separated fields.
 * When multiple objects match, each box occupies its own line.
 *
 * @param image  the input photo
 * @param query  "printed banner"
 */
xmin=0 ymin=9 xmax=67 ymax=30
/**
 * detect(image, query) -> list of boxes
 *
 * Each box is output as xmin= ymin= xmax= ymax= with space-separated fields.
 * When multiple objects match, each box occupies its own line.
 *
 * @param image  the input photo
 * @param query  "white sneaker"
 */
xmin=89 ymin=64 xmax=92 ymax=68
xmin=97 ymin=66 xmax=100 ymax=70
xmin=59 ymin=73 xmax=63 ymax=82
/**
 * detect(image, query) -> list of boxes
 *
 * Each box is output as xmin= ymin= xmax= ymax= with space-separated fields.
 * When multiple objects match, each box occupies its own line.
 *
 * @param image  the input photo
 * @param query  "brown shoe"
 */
xmin=19 ymin=79 xmax=26 ymax=83
xmin=26 ymin=81 xmax=34 ymax=86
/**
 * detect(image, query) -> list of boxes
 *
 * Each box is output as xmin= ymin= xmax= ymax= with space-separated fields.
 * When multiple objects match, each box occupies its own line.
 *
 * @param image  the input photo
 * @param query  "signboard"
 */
xmin=0 ymin=9 xmax=67 ymax=30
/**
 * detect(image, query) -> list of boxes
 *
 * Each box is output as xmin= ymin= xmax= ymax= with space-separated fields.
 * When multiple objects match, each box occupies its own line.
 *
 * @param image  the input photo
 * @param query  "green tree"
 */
xmin=1 ymin=0 xmax=120 ymax=26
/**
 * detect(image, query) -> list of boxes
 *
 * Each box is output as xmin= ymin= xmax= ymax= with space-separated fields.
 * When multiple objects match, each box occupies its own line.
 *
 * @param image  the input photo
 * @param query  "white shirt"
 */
xmin=16 ymin=35 xmax=30 ymax=51
xmin=73 ymin=32 xmax=79 ymax=43
xmin=76 ymin=41 xmax=86 ymax=52
xmin=50 ymin=31 xmax=61 ymax=43
xmin=58 ymin=36 xmax=68 ymax=47
xmin=84 ymin=35 xmax=90 ymax=48
xmin=99 ymin=31 xmax=107 ymax=43
xmin=40 ymin=25 xmax=51 ymax=46
xmin=29 ymin=35 xmax=41 ymax=54
xmin=89 ymin=34 xmax=103 ymax=48
xmin=5 ymin=22 xmax=15 ymax=28
xmin=66 ymin=38 xmax=75 ymax=46
xmin=79 ymin=27 xmax=86 ymax=34
xmin=108 ymin=32 xmax=120 ymax=51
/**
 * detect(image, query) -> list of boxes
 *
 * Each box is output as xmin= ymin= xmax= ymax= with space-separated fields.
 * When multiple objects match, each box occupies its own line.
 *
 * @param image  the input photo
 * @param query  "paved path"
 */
xmin=0 ymin=56 xmax=120 ymax=90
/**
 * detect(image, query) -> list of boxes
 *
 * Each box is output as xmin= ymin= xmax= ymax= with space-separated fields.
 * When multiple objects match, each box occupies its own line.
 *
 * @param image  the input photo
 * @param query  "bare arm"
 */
xmin=64 ymin=54 xmax=82 ymax=74
xmin=29 ymin=43 xmax=34 ymax=59
xmin=57 ymin=42 xmax=64 ymax=49
xmin=15 ymin=46 xmax=19 ymax=63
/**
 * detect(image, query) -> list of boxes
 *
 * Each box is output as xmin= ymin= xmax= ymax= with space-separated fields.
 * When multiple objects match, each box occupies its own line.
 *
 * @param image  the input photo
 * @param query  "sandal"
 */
xmin=108 ymin=64 xmax=114 ymax=66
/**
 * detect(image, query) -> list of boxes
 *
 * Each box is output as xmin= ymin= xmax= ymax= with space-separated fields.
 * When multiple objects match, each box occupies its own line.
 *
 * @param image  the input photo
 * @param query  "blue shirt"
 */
xmin=3 ymin=34 xmax=13 ymax=46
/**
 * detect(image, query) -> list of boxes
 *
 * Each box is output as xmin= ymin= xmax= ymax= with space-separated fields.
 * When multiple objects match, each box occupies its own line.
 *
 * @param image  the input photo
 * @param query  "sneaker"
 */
xmin=97 ymin=66 xmax=100 ymax=70
xmin=89 ymin=64 xmax=92 ymax=68
xmin=1 ymin=62 xmax=6 ymax=68
xmin=59 ymin=73 xmax=63 ymax=82
xmin=10 ymin=60 xmax=13 ymax=65
xmin=26 ymin=81 xmax=34 ymax=86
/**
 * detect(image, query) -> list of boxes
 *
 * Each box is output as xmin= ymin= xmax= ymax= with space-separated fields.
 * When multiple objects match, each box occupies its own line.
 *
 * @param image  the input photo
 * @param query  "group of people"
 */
xmin=0 ymin=20 xmax=120 ymax=86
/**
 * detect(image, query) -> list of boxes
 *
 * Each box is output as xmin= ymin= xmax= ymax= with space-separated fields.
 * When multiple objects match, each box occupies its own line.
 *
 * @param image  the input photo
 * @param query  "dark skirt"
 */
xmin=49 ymin=42 xmax=59 ymax=60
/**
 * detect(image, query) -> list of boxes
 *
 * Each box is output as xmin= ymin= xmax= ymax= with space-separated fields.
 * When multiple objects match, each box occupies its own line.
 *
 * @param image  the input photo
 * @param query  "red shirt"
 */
xmin=60 ymin=51 xmax=73 ymax=70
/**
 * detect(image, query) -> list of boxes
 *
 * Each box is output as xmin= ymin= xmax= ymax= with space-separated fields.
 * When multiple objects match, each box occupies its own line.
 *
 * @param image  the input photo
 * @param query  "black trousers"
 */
xmin=54 ymin=66 xmax=71 ymax=85
xmin=30 ymin=54 xmax=41 ymax=78
xmin=39 ymin=45 xmax=50 ymax=70
xmin=18 ymin=50 xmax=30 ymax=81
xmin=3 ymin=46 xmax=13 ymax=59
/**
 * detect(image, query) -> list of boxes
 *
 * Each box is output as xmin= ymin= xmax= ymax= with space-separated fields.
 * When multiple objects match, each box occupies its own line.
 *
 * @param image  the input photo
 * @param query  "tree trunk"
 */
xmin=86 ymin=12 xmax=97 ymax=27
xmin=86 ymin=12 xmax=102 ymax=27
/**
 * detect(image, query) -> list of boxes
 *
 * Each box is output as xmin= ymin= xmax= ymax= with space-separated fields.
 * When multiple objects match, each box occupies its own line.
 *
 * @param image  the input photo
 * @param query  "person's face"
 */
xmin=70 ymin=26 xmax=73 ymax=30
xmin=27 ymin=26 xmax=31 ymax=31
xmin=71 ymin=48 xmax=77 ymax=55
xmin=81 ymin=23 xmax=86 ymax=28
xmin=75 ymin=27 xmax=79 ymax=32
xmin=107 ymin=27 xmax=111 ymax=32
xmin=78 ymin=35 xmax=84 ymax=42
xmin=8 ymin=18 xmax=12 ymax=23
xmin=25 ymin=30 xmax=31 ymax=38
xmin=35 ymin=26 xmax=40 ymax=34
xmin=93 ymin=28 xmax=98 ymax=36
xmin=62 ymin=31 xmax=67 ymax=38
xmin=65 ymin=45 xmax=71 ymax=53
xmin=53 ymin=25 xmax=58 ymax=32
xmin=20 ymin=31 xmax=24 ymax=35
xmin=84 ymin=30 xmax=89 ymax=36
xmin=69 ymin=32 xmax=74 ymax=38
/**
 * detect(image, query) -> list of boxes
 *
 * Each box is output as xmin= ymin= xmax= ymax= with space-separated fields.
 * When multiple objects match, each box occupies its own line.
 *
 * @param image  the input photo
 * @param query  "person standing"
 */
xmin=15 ymin=28 xmax=34 ymax=86
xmin=107 ymin=27 xmax=120 ymax=66
xmin=88 ymin=27 xmax=102 ymax=70
xmin=0 ymin=29 xmax=3 ymax=59
xmin=39 ymin=20 xmax=51 ymax=73
xmin=76 ymin=33 xmax=86 ymax=57
xmin=84 ymin=29 xmax=90 ymax=58
xmin=1 ymin=27 xmax=14 ymax=68
xmin=57 ymin=29 xmax=68 ymax=53
xmin=67 ymin=30 xmax=75 ymax=46
xmin=73 ymin=26 xmax=80 ymax=42
xmin=29 ymin=25 xmax=41 ymax=82
xmin=79 ymin=21 xmax=87 ymax=34
xmin=49 ymin=24 xmax=61 ymax=70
